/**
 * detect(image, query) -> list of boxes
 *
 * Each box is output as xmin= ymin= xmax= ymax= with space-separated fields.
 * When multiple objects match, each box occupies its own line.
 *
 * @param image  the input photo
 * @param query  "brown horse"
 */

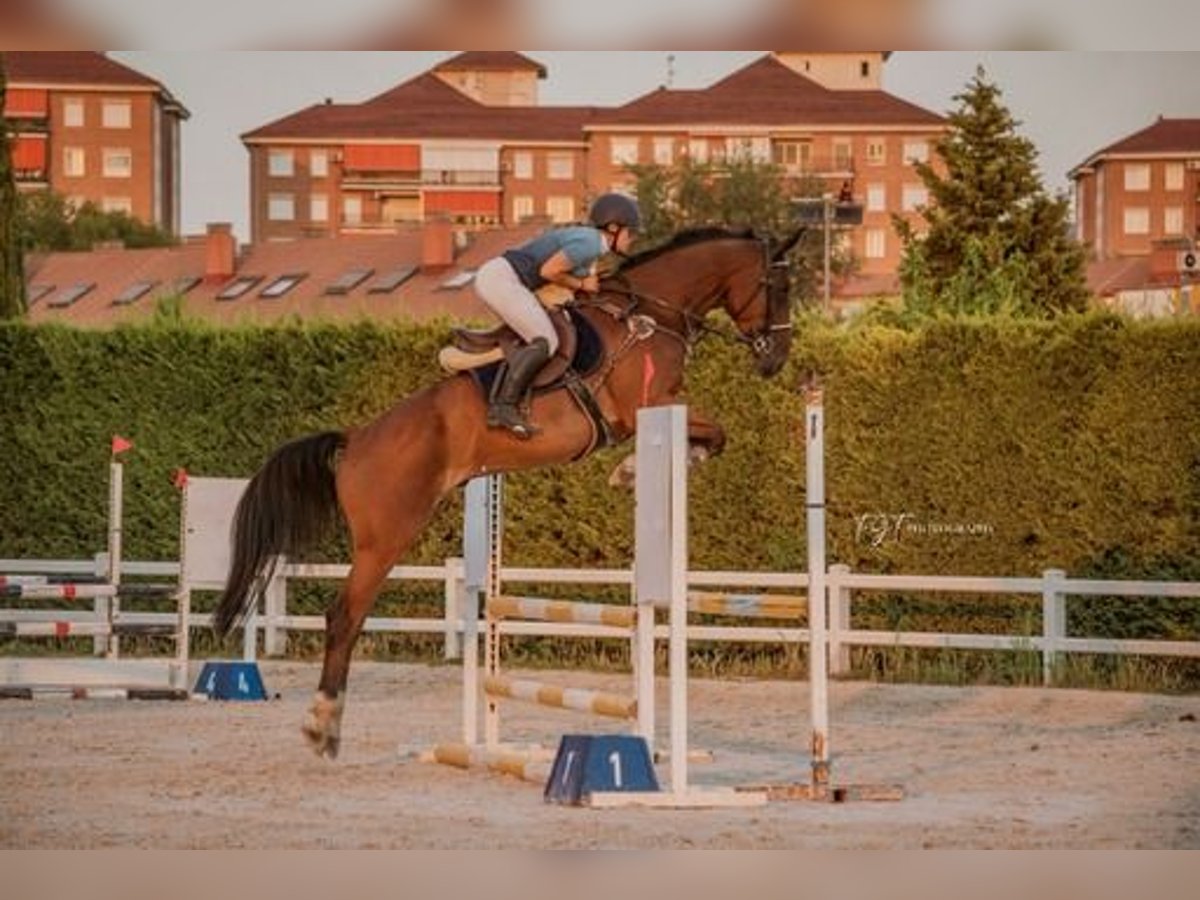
xmin=213 ymin=226 xmax=803 ymax=759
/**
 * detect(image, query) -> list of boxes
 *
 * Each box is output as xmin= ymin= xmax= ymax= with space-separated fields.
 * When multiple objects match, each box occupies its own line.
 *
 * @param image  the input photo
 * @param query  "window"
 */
xmin=268 ymin=149 xmax=294 ymax=178
xmin=773 ymin=141 xmax=811 ymax=170
xmin=310 ymin=150 xmax=328 ymax=178
xmin=216 ymin=276 xmax=262 ymax=301
xmin=861 ymin=60 xmax=871 ymax=78
xmin=26 ymin=284 xmax=55 ymax=305
xmin=1123 ymin=208 xmax=1150 ymax=235
xmin=168 ymin=276 xmax=201 ymax=296
xmin=512 ymin=195 xmax=534 ymax=222
xmin=902 ymin=184 xmax=928 ymax=212
xmin=268 ymin=193 xmax=295 ymax=221
xmin=866 ymin=138 xmax=887 ymax=166
xmin=101 ymin=100 xmax=131 ymax=129
xmin=1124 ymin=164 xmax=1150 ymax=191
xmin=102 ymin=148 xmax=132 ymax=178
xmin=325 ymin=268 xmax=374 ymax=295
xmin=310 ymin=193 xmax=328 ymax=223
xmin=63 ymin=98 xmax=84 ymax=128
xmin=903 ymin=139 xmax=929 ymax=165
xmin=261 ymin=274 xmax=307 ymax=299
xmin=547 ymin=196 xmax=575 ymax=224
xmin=512 ymin=151 xmax=533 ymax=180
xmin=866 ymin=184 xmax=887 ymax=212
xmin=342 ymin=195 xmax=362 ymax=225
xmin=1165 ymin=163 xmax=1185 ymax=192
xmin=112 ymin=281 xmax=158 ymax=306
xmin=727 ymin=136 xmax=771 ymax=163
xmin=688 ymin=139 xmax=708 ymax=163
xmin=653 ymin=138 xmax=674 ymax=166
xmin=833 ymin=140 xmax=853 ymax=171
xmin=63 ymin=147 xmax=85 ymax=177
xmin=547 ymin=152 xmax=574 ymax=180
xmin=610 ymin=137 xmax=639 ymax=167
xmin=101 ymin=197 xmax=132 ymax=215
xmin=439 ymin=270 xmax=475 ymax=290
xmin=1164 ymin=207 xmax=1184 ymax=235
xmin=865 ymin=229 xmax=887 ymax=259
xmin=368 ymin=266 xmax=418 ymax=294
xmin=47 ymin=282 xmax=95 ymax=309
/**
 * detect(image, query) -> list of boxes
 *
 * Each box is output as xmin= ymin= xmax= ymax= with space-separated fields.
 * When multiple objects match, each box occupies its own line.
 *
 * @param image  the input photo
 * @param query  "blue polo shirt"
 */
xmin=502 ymin=226 xmax=607 ymax=290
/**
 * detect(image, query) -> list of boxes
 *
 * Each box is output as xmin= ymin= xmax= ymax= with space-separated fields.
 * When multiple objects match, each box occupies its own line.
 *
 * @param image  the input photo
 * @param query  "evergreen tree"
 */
xmin=895 ymin=66 xmax=1089 ymax=318
xmin=0 ymin=53 xmax=25 ymax=320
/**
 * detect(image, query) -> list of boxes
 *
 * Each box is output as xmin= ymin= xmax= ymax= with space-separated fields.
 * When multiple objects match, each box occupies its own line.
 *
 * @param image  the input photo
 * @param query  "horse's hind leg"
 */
xmin=302 ymin=545 xmax=396 ymax=759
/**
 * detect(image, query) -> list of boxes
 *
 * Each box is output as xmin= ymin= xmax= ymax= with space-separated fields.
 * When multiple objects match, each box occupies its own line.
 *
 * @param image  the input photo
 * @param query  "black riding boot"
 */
xmin=487 ymin=337 xmax=550 ymax=439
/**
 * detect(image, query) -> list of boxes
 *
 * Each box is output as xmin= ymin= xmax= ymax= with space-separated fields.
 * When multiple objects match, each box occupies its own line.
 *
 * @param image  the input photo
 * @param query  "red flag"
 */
xmin=641 ymin=351 xmax=656 ymax=406
xmin=111 ymin=435 xmax=133 ymax=456
xmin=172 ymin=468 xmax=189 ymax=491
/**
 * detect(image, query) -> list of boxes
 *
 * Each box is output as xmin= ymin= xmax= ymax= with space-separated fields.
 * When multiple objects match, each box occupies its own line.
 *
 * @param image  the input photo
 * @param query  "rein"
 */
xmin=588 ymin=237 xmax=790 ymax=355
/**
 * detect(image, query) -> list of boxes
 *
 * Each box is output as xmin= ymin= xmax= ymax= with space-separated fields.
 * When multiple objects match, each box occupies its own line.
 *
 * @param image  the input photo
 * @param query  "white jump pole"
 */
xmin=805 ymin=388 xmax=830 ymax=797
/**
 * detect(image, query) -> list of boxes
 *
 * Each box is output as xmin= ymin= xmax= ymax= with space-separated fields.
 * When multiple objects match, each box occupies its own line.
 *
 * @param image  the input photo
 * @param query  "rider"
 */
xmin=472 ymin=192 xmax=641 ymax=439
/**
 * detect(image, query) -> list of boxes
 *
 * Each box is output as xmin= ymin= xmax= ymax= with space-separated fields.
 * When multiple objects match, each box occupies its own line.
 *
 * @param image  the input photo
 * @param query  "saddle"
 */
xmin=439 ymin=303 xmax=584 ymax=389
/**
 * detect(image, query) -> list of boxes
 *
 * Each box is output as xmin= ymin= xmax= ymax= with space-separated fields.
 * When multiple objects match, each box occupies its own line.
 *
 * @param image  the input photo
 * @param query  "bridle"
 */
xmin=593 ymin=236 xmax=792 ymax=362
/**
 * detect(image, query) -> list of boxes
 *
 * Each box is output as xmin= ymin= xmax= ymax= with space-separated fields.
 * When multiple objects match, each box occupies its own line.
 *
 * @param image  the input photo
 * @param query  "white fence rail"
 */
xmin=2 ymin=555 xmax=1198 ymax=685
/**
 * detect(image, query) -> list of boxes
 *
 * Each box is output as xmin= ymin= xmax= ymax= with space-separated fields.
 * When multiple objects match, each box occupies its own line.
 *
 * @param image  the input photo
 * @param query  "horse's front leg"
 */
xmin=608 ymin=410 xmax=726 ymax=488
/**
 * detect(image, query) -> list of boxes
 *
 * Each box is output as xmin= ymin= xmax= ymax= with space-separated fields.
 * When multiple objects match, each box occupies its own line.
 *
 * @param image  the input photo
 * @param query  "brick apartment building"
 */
xmin=3 ymin=51 xmax=189 ymax=236
xmin=243 ymin=51 xmax=946 ymax=279
xmin=1071 ymin=117 xmax=1200 ymax=261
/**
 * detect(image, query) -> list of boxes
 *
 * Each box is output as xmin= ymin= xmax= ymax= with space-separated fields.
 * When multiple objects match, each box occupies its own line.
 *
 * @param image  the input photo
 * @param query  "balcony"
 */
xmin=420 ymin=169 xmax=500 ymax=187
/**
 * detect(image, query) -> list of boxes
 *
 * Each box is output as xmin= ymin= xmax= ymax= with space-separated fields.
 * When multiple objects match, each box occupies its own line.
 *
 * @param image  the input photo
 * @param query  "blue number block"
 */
xmin=194 ymin=661 xmax=268 ymax=701
xmin=544 ymin=735 xmax=659 ymax=806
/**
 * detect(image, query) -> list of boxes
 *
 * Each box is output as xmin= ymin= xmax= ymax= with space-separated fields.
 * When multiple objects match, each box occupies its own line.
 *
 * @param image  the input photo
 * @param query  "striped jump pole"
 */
xmin=487 ymin=596 xmax=637 ymax=628
xmin=483 ymin=675 xmax=637 ymax=720
xmin=686 ymin=592 xmax=807 ymax=620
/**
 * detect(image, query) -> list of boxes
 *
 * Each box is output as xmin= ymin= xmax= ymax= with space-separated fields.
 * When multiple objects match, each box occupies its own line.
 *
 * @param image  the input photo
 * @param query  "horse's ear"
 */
xmin=772 ymin=227 xmax=806 ymax=261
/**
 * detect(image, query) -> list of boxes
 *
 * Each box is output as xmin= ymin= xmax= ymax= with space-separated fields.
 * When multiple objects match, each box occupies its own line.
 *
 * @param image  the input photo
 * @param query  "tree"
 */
xmin=629 ymin=156 xmax=855 ymax=310
xmin=0 ymin=53 xmax=25 ymax=319
xmin=17 ymin=191 xmax=176 ymax=253
xmin=895 ymin=66 xmax=1089 ymax=318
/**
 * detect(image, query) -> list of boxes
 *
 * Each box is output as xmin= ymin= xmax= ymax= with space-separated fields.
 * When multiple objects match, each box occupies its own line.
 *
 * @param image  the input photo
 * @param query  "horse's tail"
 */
xmin=213 ymin=431 xmax=345 ymax=639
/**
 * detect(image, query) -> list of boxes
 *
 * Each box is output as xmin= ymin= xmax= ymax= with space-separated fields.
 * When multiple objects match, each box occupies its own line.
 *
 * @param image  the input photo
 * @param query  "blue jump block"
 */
xmin=194 ymin=661 xmax=268 ymax=701
xmin=544 ymin=734 xmax=659 ymax=806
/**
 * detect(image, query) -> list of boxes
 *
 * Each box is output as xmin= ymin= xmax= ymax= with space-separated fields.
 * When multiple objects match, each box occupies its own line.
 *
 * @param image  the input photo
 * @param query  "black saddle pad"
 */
xmin=469 ymin=308 xmax=604 ymax=399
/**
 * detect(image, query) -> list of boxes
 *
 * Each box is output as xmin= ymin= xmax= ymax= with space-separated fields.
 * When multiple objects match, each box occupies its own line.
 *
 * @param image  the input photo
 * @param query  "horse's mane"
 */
xmin=618 ymin=226 xmax=759 ymax=272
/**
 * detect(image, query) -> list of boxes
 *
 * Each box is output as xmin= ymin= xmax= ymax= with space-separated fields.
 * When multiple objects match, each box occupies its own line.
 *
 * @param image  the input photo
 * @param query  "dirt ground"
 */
xmin=1 ymin=660 xmax=1197 ymax=848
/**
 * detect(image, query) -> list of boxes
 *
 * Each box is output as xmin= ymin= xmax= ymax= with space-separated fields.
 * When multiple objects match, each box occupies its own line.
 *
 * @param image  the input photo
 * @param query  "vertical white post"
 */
xmin=106 ymin=460 xmax=123 ymax=660
xmin=634 ymin=583 xmax=656 ymax=750
xmin=242 ymin=595 xmax=257 ymax=661
xmin=828 ymin=563 xmax=852 ymax=677
xmin=482 ymin=476 xmax=503 ymax=749
xmin=636 ymin=405 xmax=689 ymax=794
xmin=92 ymin=552 xmax=110 ymax=657
xmin=462 ymin=478 xmax=492 ymax=747
xmin=666 ymin=407 xmax=688 ymax=797
xmin=806 ymin=391 xmax=830 ymax=797
xmin=263 ymin=572 xmax=286 ymax=657
xmin=1042 ymin=569 xmax=1066 ymax=687
xmin=174 ymin=483 xmax=190 ymax=689
xmin=443 ymin=557 xmax=464 ymax=661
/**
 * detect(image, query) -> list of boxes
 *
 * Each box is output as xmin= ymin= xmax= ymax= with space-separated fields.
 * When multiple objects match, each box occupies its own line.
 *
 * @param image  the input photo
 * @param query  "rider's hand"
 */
xmin=579 ymin=274 xmax=600 ymax=294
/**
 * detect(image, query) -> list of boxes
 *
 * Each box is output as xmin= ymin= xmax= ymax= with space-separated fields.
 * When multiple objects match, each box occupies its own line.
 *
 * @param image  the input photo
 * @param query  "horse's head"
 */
xmin=722 ymin=228 xmax=804 ymax=377
xmin=610 ymin=226 xmax=804 ymax=378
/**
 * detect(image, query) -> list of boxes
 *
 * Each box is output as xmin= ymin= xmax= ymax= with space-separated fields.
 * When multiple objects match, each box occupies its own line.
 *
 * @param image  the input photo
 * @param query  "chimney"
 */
xmin=422 ymin=217 xmax=455 ymax=271
xmin=205 ymin=223 xmax=236 ymax=284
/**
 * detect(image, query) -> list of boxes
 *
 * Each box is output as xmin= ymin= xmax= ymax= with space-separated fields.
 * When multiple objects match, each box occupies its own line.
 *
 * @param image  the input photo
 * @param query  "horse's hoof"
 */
xmin=608 ymin=453 xmax=637 ymax=489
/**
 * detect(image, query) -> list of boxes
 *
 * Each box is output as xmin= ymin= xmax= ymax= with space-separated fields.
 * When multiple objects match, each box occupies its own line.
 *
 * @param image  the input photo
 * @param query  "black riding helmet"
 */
xmin=588 ymin=192 xmax=641 ymax=233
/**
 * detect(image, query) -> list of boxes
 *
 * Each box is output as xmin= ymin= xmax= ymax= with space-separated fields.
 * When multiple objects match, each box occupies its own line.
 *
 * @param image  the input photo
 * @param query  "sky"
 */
xmin=110 ymin=51 xmax=1200 ymax=244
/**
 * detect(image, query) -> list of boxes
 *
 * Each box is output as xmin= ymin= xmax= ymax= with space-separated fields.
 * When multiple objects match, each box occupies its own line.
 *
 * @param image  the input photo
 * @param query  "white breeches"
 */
xmin=473 ymin=257 xmax=560 ymax=355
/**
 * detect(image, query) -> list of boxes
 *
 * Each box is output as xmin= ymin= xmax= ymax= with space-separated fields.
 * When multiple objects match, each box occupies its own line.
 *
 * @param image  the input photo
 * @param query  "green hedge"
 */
xmin=1 ymin=314 xmax=1198 ymax=680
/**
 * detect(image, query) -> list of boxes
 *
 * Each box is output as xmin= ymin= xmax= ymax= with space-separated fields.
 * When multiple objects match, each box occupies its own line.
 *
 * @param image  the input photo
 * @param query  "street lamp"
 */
xmin=792 ymin=195 xmax=865 ymax=314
